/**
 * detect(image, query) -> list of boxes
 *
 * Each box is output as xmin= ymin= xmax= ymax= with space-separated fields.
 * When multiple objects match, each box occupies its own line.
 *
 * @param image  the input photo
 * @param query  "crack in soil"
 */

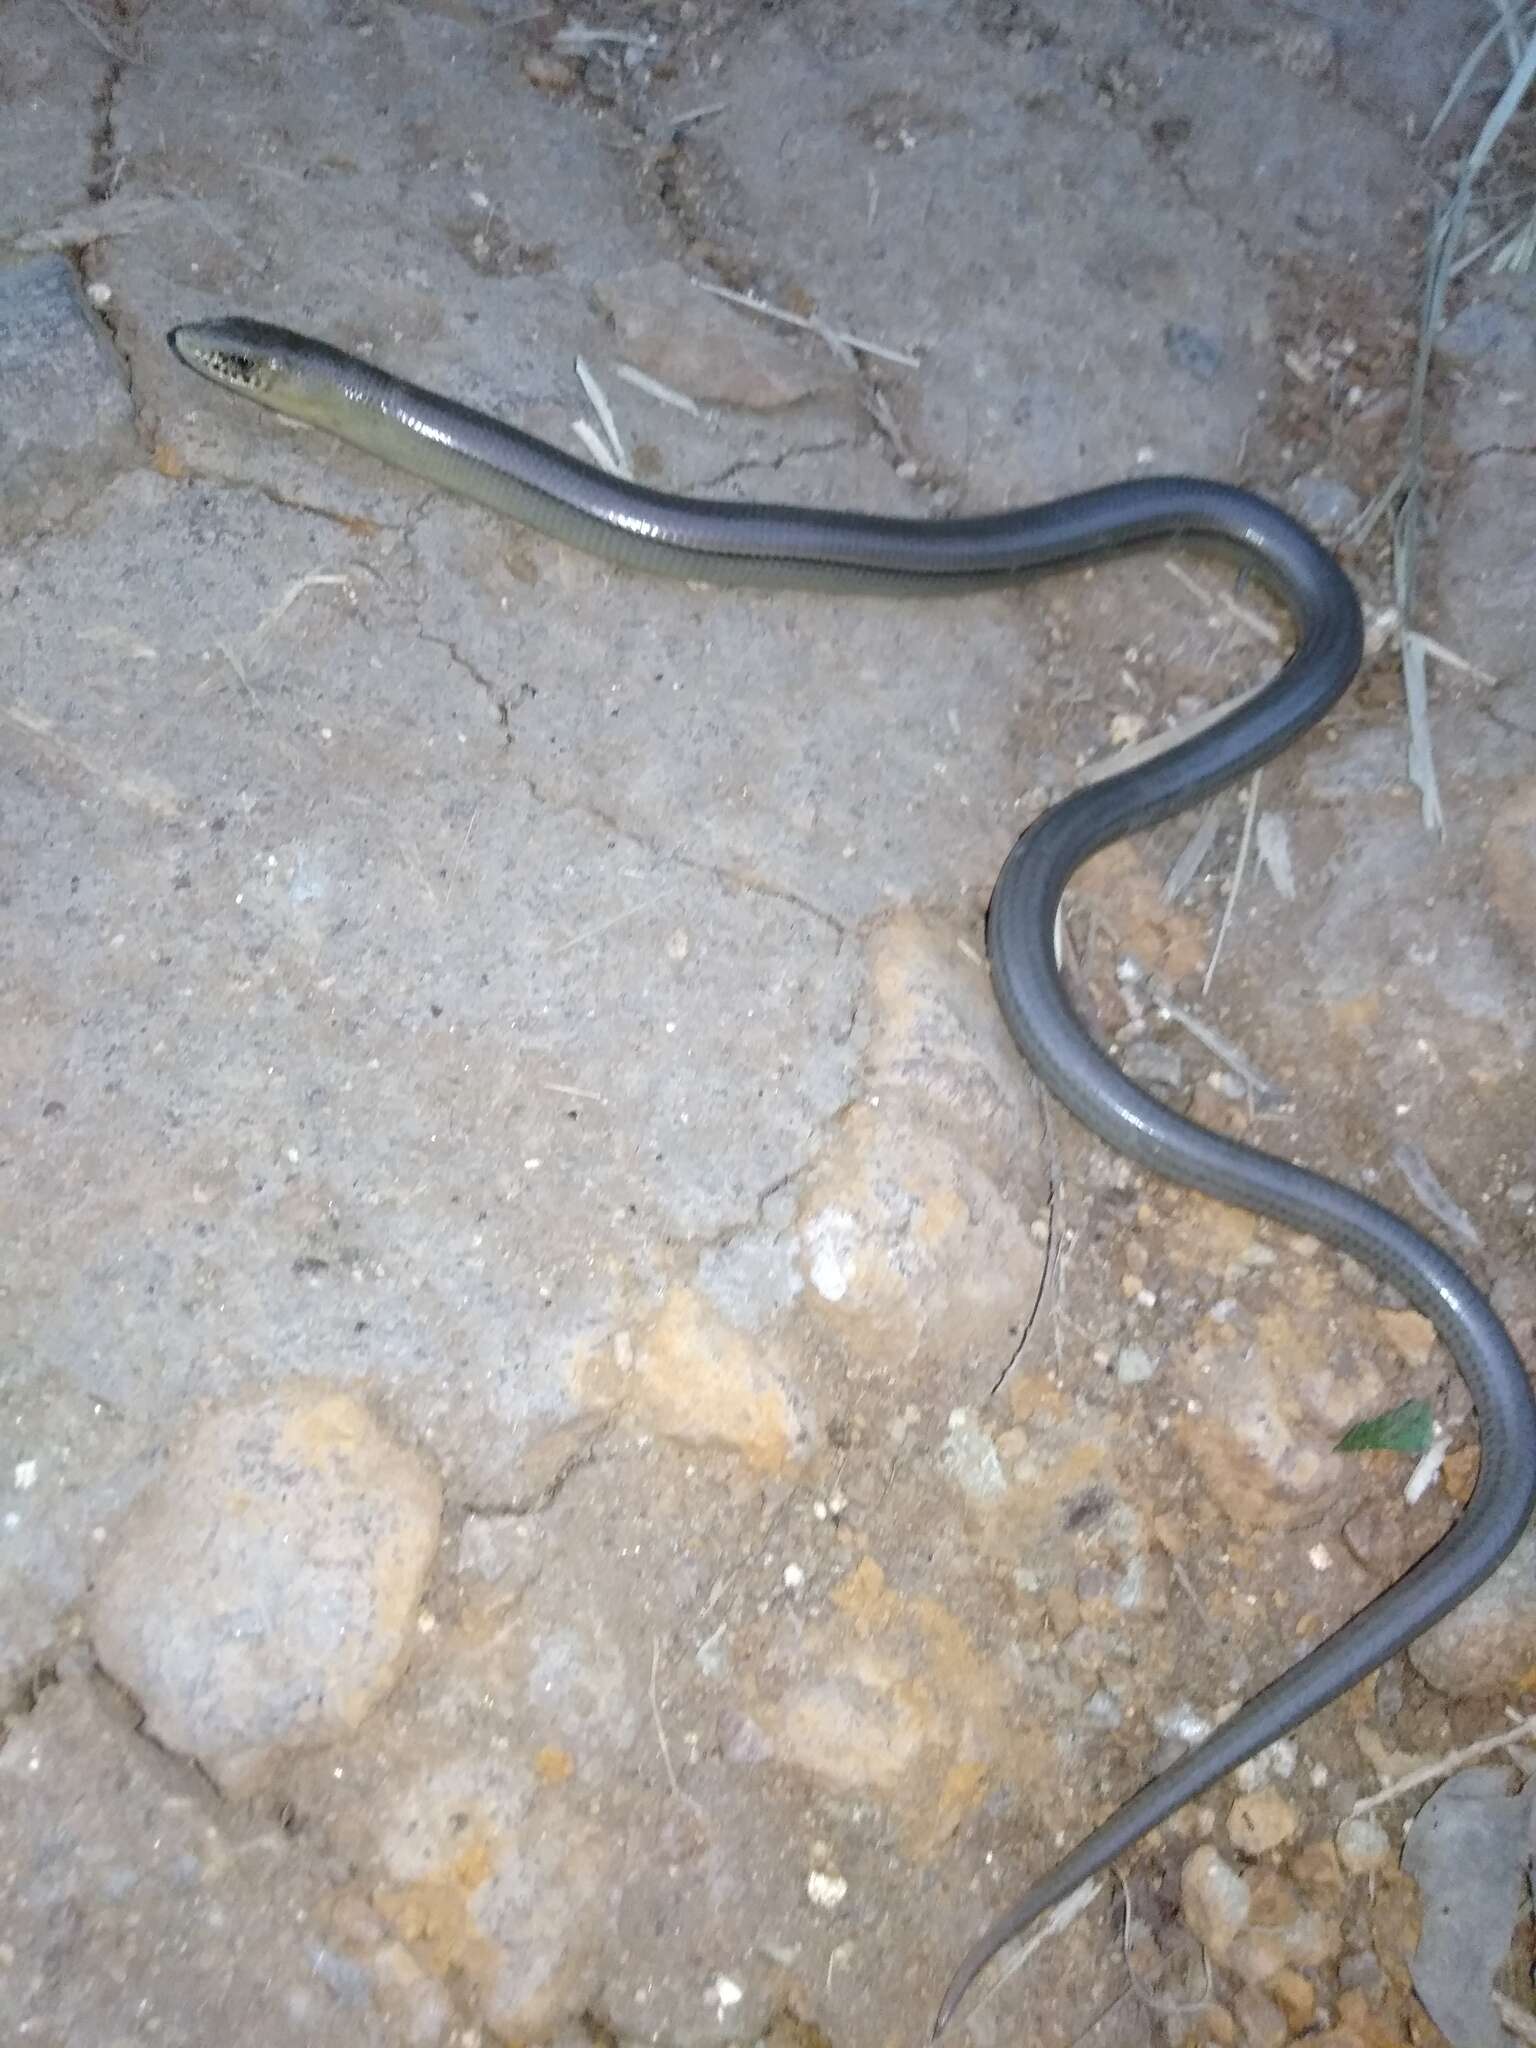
xmin=86 ymin=58 xmax=123 ymax=205
xmin=519 ymin=770 xmax=849 ymax=936
xmin=691 ymin=437 xmax=858 ymax=494
xmin=417 ymin=627 xmax=529 ymax=733
xmin=991 ymin=1080 xmax=1059 ymax=1397
xmin=457 ymin=1414 xmax=618 ymax=1519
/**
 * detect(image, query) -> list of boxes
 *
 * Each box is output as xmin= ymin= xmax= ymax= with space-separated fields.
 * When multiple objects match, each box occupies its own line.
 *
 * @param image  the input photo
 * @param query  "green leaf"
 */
xmin=1335 ymin=1400 xmax=1434 ymax=1457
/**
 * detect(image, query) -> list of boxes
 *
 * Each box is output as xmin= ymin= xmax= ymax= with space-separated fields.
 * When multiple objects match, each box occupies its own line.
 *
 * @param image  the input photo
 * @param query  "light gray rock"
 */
xmin=1437 ymin=453 xmax=1536 ymax=682
xmin=0 ymin=1678 xmax=446 ymax=2047
xmin=1290 ymin=473 xmax=1361 ymax=534
xmin=89 ymin=1382 xmax=441 ymax=1791
xmin=1114 ymin=1343 xmax=1160 ymax=1385
xmin=1410 ymin=1520 xmax=1536 ymax=1696
xmin=0 ymin=253 xmax=139 ymax=540
xmin=1402 ymin=1766 xmax=1531 ymax=2048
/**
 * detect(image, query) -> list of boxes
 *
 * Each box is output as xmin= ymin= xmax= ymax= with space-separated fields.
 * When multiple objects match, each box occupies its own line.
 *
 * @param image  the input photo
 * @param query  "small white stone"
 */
xmin=783 ymin=1563 xmax=804 ymax=1590
xmin=709 ymin=1976 xmax=743 ymax=2010
xmin=806 ymin=1869 xmax=848 ymax=1909
xmin=87 ymin=281 xmax=112 ymax=306
xmin=13 ymin=1460 xmax=37 ymax=1491
xmin=1308 ymin=1544 xmax=1332 ymax=1571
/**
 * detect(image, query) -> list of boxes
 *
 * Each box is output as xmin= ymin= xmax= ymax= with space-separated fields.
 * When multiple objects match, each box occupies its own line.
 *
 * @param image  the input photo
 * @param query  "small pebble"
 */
xmin=1234 ymin=1985 xmax=1287 ymax=2048
xmin=1181 ymin=1845 xmax=1251 ymax=1957
xmin=1290 ymin=1838 xmax=1342 ymax=1891
xmin=1228 ymin=1788 xmax=1298 ymax=1857
xmin=1291 ymin=474 xmax=1362 ymax=534
xmin=1121 ymin=1039 xmax=1185 ymax=1091
xmin=1336 ymin=1949 xmax=1384 ymax=1995
xmin=1236 ymin=1738 xmax=1297 ymax=1790
xmin=1165 ymin=322 xmax=1225 ymax=382
xmin=1335 ymin=1813 xmax=1392 ymax=1874
xmin=1267 ymin=1969 xmax=1317 ymax=2028
xmin=806 ymin=1869 xmax=847 ymax=1909
xmin=1114 ymin=1343 xmax=1159 ymax=1385
xmin=523 ymin=50 xmax=580 ymax=92
xmin=1083 ymin=1686 xmax=1124 ymax=1729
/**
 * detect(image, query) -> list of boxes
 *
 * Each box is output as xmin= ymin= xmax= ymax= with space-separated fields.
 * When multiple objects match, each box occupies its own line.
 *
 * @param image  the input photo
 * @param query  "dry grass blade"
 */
xmin=1163 ymin=800 xmax=1221 ymax=903
xmin=614 ymin=362 xmax=705 ymax=417
xmin=1426 ymin=3 xmax=1536 ymax=142
xmin=1383 ymin=23 xmax=1536 ymax=832
xmin=1201 ymin=769 xmax=1260 ymax=995
xmin=669 ymin=100 xmax=728 ymax=129
xmin=1254 ymin=812 xmax=1296 ymax=900
xmin=1399 ymin=629 xmax=1443 ymax=832
xmin=1152 ymin=982 xmax=1286 ymax=1106
xmin=1491 ymin=0 xmax=1530 ymax=72
xmin=1392 ymin=1140 xmax=1483 ymax=1248
xmin=575 ymin=356 xmax=630 ymax=476
xmin=1489 ymin=201 xmax=1536 ymax=271
xmin=15 ymin=195 xmax=174 ymax=251
xmin=571 ymin=418 xmax=627 ymax=478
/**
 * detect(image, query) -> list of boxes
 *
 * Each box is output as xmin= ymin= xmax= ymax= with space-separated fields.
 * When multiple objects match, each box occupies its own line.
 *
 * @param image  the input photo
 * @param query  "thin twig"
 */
xmin=692 ymin=279 xmax=920 ymax=369
xmin=1201 ymin=770 xmax=1261 ymax=996
xmin=1163 ymin=560 xmax=1282 ymax=646
xmin=1413 ymin=631 xmax=1498 ymax=683
xmin=1351 ymin=1708 xmax=1536 ymax=1814
xmin=444 ymin=803 xmax=480 ymax=904
xmin=1167 ymin=1555 xmax=1223 ymax=1641
xmin=669 ymin=99 xmax=728 ymax=129
xmin=248 ymin=571 xmax=355 ymax=651
xmin=649 ymin=1637 xmax=681 ymax=1798
xmin=53 ymin=0 xmax=141 ymax=62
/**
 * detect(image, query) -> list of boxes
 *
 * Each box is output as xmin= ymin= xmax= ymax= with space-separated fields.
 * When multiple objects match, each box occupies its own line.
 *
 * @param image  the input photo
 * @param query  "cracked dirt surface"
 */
xmin=4 ymin=2 xmax=1536 ymax=2045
